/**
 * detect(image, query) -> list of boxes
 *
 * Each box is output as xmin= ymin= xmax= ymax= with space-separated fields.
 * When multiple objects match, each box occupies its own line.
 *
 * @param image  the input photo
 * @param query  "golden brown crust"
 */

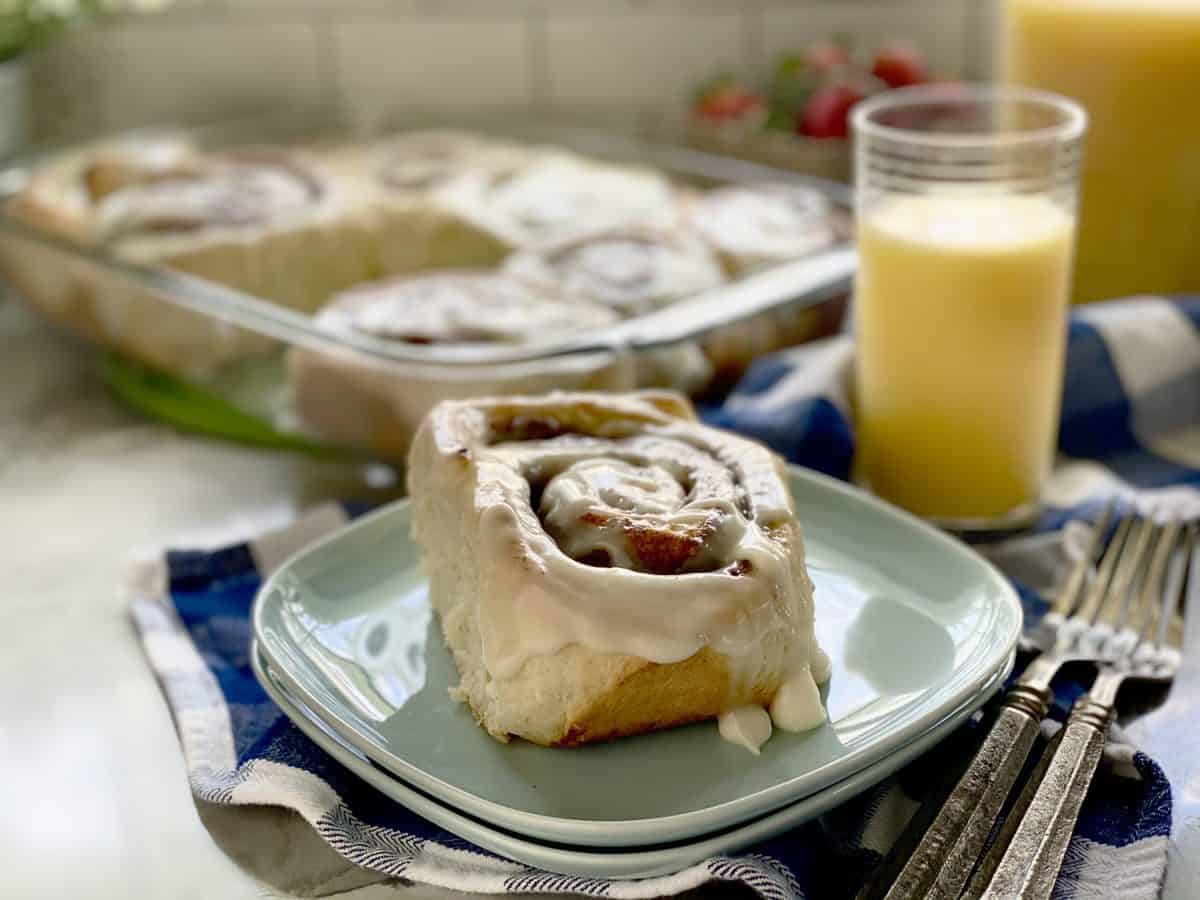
xmin=552 ymin=647 xmax=770 ymax=747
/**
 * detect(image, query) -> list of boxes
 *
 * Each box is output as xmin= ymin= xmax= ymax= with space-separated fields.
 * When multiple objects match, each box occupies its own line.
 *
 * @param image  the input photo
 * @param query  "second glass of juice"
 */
xmin=851 ymin=85 xmax=1086 ymax=529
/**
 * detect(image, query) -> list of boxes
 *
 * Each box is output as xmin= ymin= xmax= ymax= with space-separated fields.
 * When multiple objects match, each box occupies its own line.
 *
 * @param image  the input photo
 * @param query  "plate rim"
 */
xmin=252 ymin=463 xmax=1023 ymax=846
xmin=252 ymin=640 xmax=1013 ymax=878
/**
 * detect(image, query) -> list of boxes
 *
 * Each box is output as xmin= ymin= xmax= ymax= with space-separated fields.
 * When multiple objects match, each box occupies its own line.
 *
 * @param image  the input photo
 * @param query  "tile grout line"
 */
xmin=527 ymin=5 xmax=551 ymax=116
xmin=743 ymin=0 xmax=765 ymax=70
xmin=312 ymin=7 xmax=343 ymax=121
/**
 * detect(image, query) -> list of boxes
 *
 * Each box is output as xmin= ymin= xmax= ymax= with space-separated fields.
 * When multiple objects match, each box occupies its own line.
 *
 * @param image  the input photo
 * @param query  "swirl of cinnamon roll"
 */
xmin=95 ymin=151 xmax=322 ymax=239
xmin=503 ymin=231 xmax=724 ymax=317
xmin=373 ymin=130 xmax=520 ymax=194
xmin=503 ymin=232 xmax=724 ymax=393
xmin=684 ymin=183 xmax=838 ymax=274
xmin=352 ymin=131 xmax=534 ymax=275
xmin=408 ymin=391 xmax=829 ymax=747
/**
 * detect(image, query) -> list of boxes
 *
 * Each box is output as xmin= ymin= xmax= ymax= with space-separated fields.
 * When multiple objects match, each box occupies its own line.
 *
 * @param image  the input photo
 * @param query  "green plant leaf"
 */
xmin=99 ymin=353 xmax=348 ymax=458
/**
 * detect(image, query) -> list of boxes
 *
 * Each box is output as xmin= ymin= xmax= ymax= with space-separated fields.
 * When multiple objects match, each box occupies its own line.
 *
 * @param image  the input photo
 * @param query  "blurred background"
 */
xmin=20 ymin=0 xmax=990 ymax=146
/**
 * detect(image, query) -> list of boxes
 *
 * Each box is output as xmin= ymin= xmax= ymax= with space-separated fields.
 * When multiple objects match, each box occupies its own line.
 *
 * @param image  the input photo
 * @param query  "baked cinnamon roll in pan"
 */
xmin=337 ymin=130 xmax=533 ymax=275
xmin=5 ymin=140 xmax=374 ymax=375
xmin=288 ymin=272 xmax=635 ymax=461
xmin=680 ymin=183 xmax=846 ymax=382
xmin=434 ymin=151 xmax=681 ymax=254
xmin=408 ymin=391 xmax=829 ymax=749
xmin=503 ymin=231 xmax=726 ymax=394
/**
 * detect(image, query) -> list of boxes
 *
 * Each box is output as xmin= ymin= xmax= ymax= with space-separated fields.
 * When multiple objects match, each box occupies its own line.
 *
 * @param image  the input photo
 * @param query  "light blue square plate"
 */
xmin=252 ymin=641 xmax=1012 ymax=878
xmin=252 ymin=466 xmax=1021 ymax=848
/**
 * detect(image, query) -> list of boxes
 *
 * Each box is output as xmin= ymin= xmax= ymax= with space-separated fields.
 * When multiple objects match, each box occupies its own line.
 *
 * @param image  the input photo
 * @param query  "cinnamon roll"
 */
xmin=432 ymin=152 xmax=681 ymax=254
xmin=288 ymin=272 xmax=635 ymax=461
xmin=1 ymin=137 xmax=196 ymax=344
xmin=342 ymin=130 xmax=533 ymax=275
xmin=503 ymin=231 xmax=726 ymax=393
xmin=5 ymin=141 xmax=374 ymax=375
xmin=683 ymin=183 xmax=838 ymax=275
xmin=681 ymin=183 xmax=847 ymax=384
xmin=408 ymin=391 xmax=829 ymax=748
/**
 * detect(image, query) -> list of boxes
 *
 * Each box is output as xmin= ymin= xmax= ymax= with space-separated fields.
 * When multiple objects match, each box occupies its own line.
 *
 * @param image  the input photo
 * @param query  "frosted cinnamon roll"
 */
xmin=408 ymin=391 xmax=829 ymax=748
xmin=503 ymin=231 xmax=726 ymax=393
xmin=681 ymin=183 xmax=847 ymax=383
xmin=0 ymin=137 xmax=195 ymax=344
xmin=5 ymin=141 xmax=374 ymax=375
xmin=432 ymin=152 xmax=681 ymax=254
xmin=341 ymin=130 xmax=533 ymax=275
xmin=683 ymin=183 xmax=838 ymax=275
xmin=288 ymin=272 xmax=634 ymax=461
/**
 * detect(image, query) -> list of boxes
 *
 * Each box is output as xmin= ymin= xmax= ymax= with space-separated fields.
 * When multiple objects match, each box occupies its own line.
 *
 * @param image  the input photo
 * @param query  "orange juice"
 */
xmin=1003 ymin=0 xmax=1200 ymax=303
xmin=855 ymin=194 xmax=1075 ymax=521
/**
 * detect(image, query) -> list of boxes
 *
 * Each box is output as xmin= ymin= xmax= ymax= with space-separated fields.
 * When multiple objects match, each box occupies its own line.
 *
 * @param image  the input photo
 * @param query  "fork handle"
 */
xmin=883 ymin=682 xmax=1052 ymax=900
xmin=979 ymin=696 xmax=1113 ymax=900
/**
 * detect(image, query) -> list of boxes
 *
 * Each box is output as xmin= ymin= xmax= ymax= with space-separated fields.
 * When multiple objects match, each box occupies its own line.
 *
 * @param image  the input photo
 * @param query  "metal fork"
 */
xmin=976 ymin=521 xmax=1194 ymax=900
xmin=877 ymin=502 xmax=1158 ymax=900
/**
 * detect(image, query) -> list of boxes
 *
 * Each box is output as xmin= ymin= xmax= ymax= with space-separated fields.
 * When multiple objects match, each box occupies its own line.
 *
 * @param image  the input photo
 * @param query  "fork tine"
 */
xmin=1100 ymin=518 xmax=1166 ymax=629
xmin=1128 ymin=520 xmax=1183 ymax=642
xmin=1075 ymin=514 xmax=1136 ymax=623
xmin=1157 ymin=522 xmax=1197 ymax=652
xmin=1050 ymin=499 xmax=1116 ymax=618
xmin=1104 ymin=520 xmax=1171 ymax=628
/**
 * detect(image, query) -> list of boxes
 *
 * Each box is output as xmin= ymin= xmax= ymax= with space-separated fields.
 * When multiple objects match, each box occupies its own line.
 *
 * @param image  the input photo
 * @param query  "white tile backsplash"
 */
xmin=28 ymin=0 xmax=988 ymax=141
xmin=761 ymin=1 xmax=971 ymax=78
xmin=32 ymin=20 xmax=326 ymax=139
xmin=544 ymin=12 xmax=747 ymax=109
xmin=331 ymin=18 xmax=532 ymax=126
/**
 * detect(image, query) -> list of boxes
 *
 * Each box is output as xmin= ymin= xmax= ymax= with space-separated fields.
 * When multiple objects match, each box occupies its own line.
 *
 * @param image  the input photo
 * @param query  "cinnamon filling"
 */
xmin=523 ymin=449 xmax=746 ymax=576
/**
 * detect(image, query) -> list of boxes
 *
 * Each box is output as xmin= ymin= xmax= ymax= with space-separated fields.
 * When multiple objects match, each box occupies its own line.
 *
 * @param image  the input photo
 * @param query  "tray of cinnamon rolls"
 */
xmin=0 ymin=116 xmax=854 ymax=461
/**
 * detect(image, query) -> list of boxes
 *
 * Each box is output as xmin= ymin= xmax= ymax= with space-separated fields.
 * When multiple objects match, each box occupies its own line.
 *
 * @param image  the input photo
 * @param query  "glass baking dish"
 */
xmin=0 ymin=111 xmax=857 ymax=458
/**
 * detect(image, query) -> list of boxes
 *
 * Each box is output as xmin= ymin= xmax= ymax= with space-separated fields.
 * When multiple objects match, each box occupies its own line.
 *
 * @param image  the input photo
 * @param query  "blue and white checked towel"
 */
xmin=132 ymin=296 xmax=1198 ymax=899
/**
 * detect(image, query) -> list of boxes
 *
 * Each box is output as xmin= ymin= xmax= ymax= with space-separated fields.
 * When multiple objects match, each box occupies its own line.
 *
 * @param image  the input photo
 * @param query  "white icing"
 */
xmin=689 ymin=184 xmax=836 ymax=267
xmin=501 ymin=232 xmax=722 ymax=394
xmin=769 ymin=667 xmax=827 ymax=732
xmin=436 ymin=154 xmax=680 ymax=250
xmin=423 ymin=394 xmax=828 ymax=745
xmin=97 ymin=158 xmax=316 ymax=236
xmin=503 ymin=233 xmax=725 ymax=316
xmin=718 ymin=706 xmax=773 ymax=755
xmin=317 ymin=271 xmax=617 ymax=345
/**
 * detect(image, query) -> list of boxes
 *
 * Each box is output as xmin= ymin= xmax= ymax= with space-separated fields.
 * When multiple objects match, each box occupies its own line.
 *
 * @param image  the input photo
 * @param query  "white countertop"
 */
xmin=0 ymin=297 xmax=467 ymax=899
xmin=0 ymin=296 xmax=1190 ymax=900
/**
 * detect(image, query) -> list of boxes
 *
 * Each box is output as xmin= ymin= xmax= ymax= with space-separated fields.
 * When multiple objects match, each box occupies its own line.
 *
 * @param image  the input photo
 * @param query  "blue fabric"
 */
xmin=705 ymin=297 xmax=1199 ymax=495
xmin=143 ymin=295 xmax=1196 ymax=898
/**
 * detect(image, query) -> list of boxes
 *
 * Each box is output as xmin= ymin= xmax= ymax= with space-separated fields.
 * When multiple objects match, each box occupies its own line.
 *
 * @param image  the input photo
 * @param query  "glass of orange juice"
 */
xmin=851 ymin=85 xmax=1086 ymax=530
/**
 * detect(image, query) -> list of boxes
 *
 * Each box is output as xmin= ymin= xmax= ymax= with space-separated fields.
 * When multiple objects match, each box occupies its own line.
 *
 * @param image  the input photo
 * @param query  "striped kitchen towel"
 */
xmin=132 ymin=296 xmax=1193 ymax=899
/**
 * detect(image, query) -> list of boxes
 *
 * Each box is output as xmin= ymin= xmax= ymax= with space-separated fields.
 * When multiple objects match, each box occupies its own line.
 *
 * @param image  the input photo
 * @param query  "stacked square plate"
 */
xmin=251 ymin=467 xmax=1021 ymax=878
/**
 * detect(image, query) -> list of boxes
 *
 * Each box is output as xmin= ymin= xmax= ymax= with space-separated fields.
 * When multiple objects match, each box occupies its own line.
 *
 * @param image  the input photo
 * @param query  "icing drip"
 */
xmin=718 ymin=706 xmax=773 ymax=755
xmin=769 ymin=668 xmax=826 ymax=732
